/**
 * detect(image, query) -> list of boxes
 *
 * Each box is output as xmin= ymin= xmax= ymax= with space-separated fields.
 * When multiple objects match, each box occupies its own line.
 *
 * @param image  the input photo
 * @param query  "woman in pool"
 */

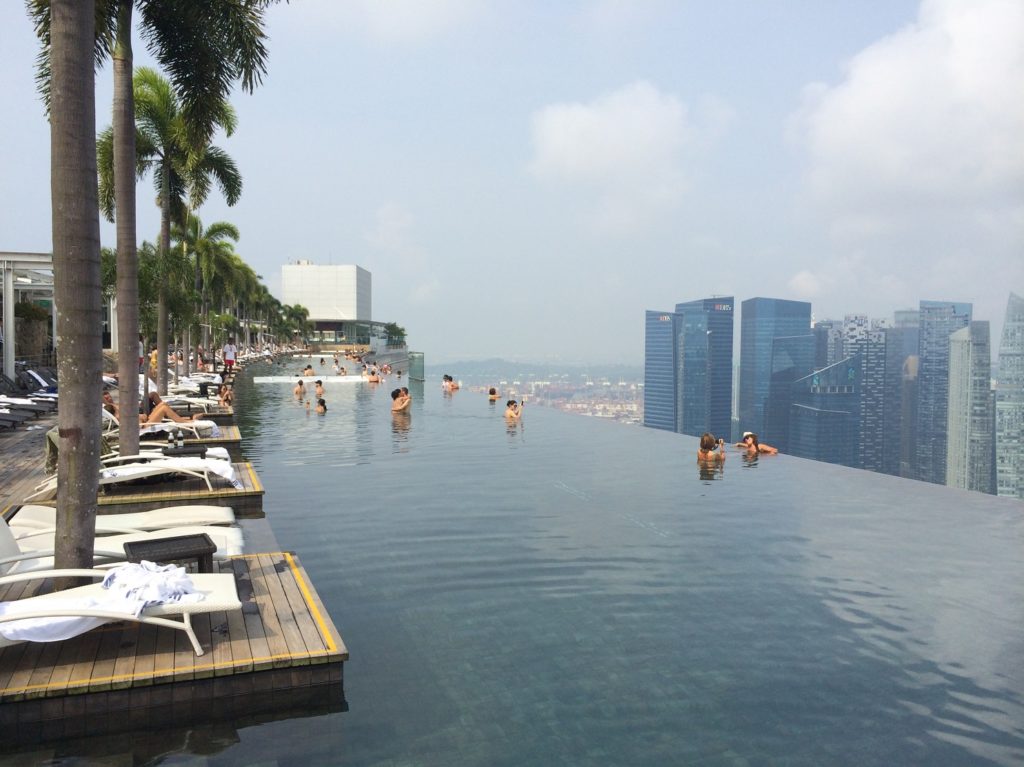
xmin=391 ymin=388 xmax=411 ymax=412
xmin=505 ymin=399 xmax=523 ymax=419
xmin=488 ymin=387 xmax=500 ymax=401
xmin=735 ymin=432 xmax=778 ymax=455
xmin=697 ymin=433 xmax=726 ymax=463
xmin=315 ymin=398 xmax=327 ymax=414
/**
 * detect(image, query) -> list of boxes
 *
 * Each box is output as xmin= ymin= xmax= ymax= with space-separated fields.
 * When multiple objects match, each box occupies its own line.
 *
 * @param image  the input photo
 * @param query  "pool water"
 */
xmin=19 ymin=364 xmax=1024 ymax=765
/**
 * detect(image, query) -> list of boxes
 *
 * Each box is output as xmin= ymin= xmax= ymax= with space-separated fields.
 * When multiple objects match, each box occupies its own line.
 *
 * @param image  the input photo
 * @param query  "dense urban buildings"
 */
xmin=643 ymin=298 xmax=734 ymax=439
xmin=643 ymin=292 xmax=1020 ymax=496
xmin=996 ymin=293 xmax=1024 ymax=499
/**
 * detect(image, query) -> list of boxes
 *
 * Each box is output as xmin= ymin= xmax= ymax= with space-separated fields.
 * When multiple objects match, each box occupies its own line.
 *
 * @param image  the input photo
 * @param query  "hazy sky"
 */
xmin=1 ymin=1 xmax=1021 ymax=364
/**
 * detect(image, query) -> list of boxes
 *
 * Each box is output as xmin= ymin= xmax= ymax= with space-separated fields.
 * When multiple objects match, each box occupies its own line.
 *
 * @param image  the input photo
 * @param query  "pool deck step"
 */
xmin=0 ymin=552 xmax=347 ymax=738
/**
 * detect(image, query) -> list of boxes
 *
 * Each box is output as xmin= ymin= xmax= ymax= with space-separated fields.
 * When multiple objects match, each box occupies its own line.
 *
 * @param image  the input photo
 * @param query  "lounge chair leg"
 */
xmin=183 ymin=613 xmax=205 ymax=656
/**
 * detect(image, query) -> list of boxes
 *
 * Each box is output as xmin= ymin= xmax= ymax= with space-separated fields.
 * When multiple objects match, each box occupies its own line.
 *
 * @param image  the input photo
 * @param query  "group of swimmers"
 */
xmin=697 ymin=430 xmax=779 ymax=464
xmin=293 ymin=378 xmax=328 ymax=414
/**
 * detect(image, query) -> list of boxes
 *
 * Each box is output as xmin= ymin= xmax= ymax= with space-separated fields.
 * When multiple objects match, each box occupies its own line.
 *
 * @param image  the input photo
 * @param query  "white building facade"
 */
xmin=282 ymin=262 xmax=371 ymax=323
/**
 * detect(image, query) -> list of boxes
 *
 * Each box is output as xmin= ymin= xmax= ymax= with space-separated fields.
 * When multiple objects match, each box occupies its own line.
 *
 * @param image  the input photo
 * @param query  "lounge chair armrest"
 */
xmin=0 ymin=566 xmax=99 ymax=585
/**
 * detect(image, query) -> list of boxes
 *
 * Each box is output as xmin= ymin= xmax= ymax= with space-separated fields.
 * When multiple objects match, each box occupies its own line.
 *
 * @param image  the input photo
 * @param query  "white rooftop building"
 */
xmin=282 ymin=261 xmax=371 ymax=322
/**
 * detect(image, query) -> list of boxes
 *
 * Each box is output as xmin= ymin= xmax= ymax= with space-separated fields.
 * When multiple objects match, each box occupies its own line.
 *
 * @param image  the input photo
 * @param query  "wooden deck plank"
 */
xmin=41 ymin=633 xmax=82 ymax=697
xmin=254 ymin=553 xmax=312 ymax=666
xmin=83 ymin=624 xmax=125 ymax=693
xmin=63 ymin=629 xmax=103 ymax=692
xmin=244 ymin=555 xmax=289 ymax=669
xmin=274 ymin=555 xmax=330 ymax=659
xmin=110 ymin=622 xmax=141 ymax=691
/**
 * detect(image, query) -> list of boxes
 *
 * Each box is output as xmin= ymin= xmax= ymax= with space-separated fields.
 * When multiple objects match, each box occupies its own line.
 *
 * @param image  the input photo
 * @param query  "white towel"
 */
xmin=101 ymin=561 xmax=202 ymax=616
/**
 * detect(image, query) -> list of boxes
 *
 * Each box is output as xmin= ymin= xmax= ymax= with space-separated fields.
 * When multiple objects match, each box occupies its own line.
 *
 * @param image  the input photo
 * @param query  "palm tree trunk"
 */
xmin=157 ymin=162 xmax=171 ymax=395
xmin=112 ymin=0 xmax=140 ymax=456
xmin=50 ymin=0 xmax=101 ymax=577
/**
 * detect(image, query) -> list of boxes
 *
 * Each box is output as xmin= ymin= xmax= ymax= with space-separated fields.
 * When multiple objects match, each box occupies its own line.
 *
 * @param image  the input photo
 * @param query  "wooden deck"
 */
xmin=191 ymin=423 xmax=243 ymax=460
xmin=21 ymin=461 xmax=264 ymax=519
xmin=0 ymin=551 xmax=347 ymax=715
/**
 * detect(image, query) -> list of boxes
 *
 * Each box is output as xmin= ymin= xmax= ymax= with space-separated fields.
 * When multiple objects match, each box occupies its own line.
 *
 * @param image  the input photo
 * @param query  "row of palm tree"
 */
xmin=31 ymin=0 xmax=281 ymax=575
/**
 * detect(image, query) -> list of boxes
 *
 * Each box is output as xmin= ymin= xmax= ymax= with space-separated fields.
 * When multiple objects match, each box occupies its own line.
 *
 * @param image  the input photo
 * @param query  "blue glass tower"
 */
xmin=915 ymin=300 xmax=972 ymax=485
xmin=789 ymin=357 xmax=862 ymax=467
xmin=643 ymin=310 xmax=682 ymax=432
xmin=674 ymin=297 xmax=735 ymax=439
xmin=739 ymin=298 xmax=812 ymax=439
xmin=644 ymin=299 xmax=735 ymax=438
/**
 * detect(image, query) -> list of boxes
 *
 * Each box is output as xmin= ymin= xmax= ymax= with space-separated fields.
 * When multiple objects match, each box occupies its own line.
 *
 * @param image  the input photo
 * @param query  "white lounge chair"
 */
xmin=7 ymin=504 xmax=235 ymax=537
xmin=26 ymin=455 xmax=241 ymax=502
xmin=101 ymin=408 xmax=220 ymax=440
xmin=0 ymin=518 xmax=244 ymax=576
xmin=0 ymin=567 xmax=241 ymax=655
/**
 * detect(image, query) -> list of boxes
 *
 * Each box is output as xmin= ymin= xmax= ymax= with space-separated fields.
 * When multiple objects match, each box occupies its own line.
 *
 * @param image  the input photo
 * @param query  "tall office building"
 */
xmin=789 ymin=357 xmax=861 ymax=467
xmin=739 ymin=298 xmax=812 ymax=439
xmin=848 ymin=329 xmax=887 ymax=472
xmin=763 ymin=334 xmax=815 ymax=452
xmin=946 ymin=322 xmax=994 ymax=494
xmin=915 ymin=300 xmax=972 ymax=485
xmin=996 ymin=292 xmax=1024 ymax=498
xmin=643 ymin=298 xmax=734 ymax=438
xmin=812 ymin=319 xmax=842 ymax=369
xmin=674 ymin=297 xmax=734 ymax=439
xmin=643 ymin=311 xmax=682 ymax=432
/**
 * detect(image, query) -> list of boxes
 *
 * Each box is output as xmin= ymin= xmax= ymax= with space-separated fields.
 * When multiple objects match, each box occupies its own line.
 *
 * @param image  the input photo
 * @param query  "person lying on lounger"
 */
xmin=102 ymin=390 xmax=201 ymax=425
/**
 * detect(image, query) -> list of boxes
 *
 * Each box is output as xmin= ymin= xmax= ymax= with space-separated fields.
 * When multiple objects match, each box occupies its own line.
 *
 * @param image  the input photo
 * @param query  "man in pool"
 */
xmin=294 ymin=379 xmax=306 ymax=398
xmin=391 ymin=388 xmax=411 ymax=412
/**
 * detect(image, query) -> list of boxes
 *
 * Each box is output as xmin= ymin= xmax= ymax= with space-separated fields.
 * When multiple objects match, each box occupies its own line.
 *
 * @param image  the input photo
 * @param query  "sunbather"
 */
xmin=102 ymin=391 xmax=201 ymax=425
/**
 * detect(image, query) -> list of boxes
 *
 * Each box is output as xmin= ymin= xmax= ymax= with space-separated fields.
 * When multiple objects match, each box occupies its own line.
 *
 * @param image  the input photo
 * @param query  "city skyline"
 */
xmin=1 ymin=1 xmax=1021 ymax=364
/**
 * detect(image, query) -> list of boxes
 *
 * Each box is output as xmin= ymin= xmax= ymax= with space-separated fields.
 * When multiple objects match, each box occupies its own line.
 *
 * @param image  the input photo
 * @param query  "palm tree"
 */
xmin=47 ymin=0 xmax=103 ymax=575
xmin=128 ymin=66 xmax=241 ymax=395
xmin=29 ymin=0 xmax=277 ymax=454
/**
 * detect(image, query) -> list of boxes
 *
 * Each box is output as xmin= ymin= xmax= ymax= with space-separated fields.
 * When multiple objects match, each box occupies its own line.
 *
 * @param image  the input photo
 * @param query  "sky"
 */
xmin=1 ymin=0 xmax=1022 ymax=365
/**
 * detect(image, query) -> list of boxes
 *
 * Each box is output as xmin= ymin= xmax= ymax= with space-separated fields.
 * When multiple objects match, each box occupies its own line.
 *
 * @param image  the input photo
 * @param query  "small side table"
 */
xmin=123 ymin=533 xmax=217 ymax=573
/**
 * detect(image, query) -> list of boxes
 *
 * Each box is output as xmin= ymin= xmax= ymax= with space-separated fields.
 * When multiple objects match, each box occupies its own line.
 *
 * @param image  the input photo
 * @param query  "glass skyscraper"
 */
xmin=643 ymin=298 xmax=734 ymax=439
xmin=996 ymin=292 xmax=1024 ymax=499
xmin=643 ymin=310 xmax=682 ymax=432
xmin=675 ymin=297 xmax=734 ymax=439
xmin=739 ymin=298 xmax=812 ymax=440
xmin=789 ymin=357 xmax=861 ymax=467
xmin=915 ymin=300 xmax=972 ymax=485
xmin=946 ymin=321 xmax=994 ymax=494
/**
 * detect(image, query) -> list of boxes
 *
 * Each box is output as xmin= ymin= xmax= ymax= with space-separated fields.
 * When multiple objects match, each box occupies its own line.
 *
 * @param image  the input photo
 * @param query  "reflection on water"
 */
xmin=698 ymin=460 xmax=724 ymax=481
xmin=26 ymin=363 xmax=1024 ymax=766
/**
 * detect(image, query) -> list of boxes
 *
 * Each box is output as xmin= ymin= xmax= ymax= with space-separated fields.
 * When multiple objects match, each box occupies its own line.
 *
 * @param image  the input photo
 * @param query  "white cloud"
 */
xmin=793 ymin=0 xmax=1024 ymax=228
xmin=788 ymin=270 xmax=823 ymax=299
xmin=528 ymin=81 xmax=696 ymax=233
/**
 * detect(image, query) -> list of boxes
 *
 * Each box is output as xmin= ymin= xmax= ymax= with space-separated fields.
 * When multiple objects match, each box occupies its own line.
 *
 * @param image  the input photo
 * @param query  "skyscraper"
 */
xmin=674 ymin=297 xmax=734 ymax=439
xmin=789 ymin=357 xmax=861 ymax=467
xmin=643 ymin=311 xmax=682 ymax=432
xmin=946 ymin=321 xmax=994 ymax=494
xmin=915 ymin=300 xmax=972 ymax=485
xmin=739 ymin=298 xmax=812 ymax=439
xmin=996 ymin=292 xmax=1024 ymax=499
xmin=642 ymin=298 xmax=734 ymax=438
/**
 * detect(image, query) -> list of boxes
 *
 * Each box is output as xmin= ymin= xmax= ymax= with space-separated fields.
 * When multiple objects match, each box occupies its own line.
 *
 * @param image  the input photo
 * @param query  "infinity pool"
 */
xmin=16 ymin=363 xmax=1024 ymax=765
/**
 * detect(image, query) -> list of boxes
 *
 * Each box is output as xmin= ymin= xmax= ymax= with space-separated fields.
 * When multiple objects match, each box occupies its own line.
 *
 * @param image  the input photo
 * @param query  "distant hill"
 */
xmin=426 ymin=358 xmax=642 ymax=382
